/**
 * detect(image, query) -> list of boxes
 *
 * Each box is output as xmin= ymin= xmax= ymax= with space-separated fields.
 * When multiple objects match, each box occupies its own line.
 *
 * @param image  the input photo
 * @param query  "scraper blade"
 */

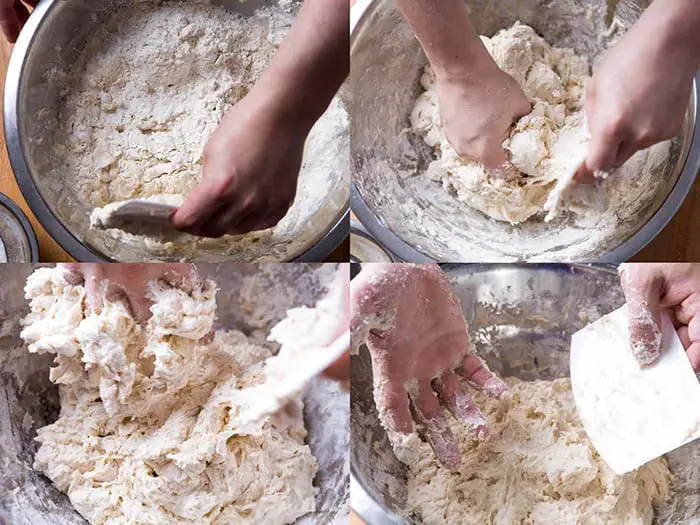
xmin=570 ymin=305 xmax=700 ymax=474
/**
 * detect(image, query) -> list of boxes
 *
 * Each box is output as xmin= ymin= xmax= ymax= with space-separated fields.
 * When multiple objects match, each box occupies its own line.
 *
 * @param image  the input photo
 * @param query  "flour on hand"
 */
xmin=21 ymin=267 xmax=318 ymax=525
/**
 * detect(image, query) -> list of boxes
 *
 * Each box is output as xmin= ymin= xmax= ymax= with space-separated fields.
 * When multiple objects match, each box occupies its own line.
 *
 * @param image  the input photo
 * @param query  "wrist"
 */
xmin=433 ymin=48 xmax=499 ymax=84
xmin=647 ymin=0 xmax=700 ymax=69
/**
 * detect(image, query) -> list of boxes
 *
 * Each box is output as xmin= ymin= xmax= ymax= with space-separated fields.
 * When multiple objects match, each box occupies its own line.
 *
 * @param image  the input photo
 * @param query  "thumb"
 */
xmin=171 ymin=181 xmax=221 ymax=231
xmin=480 ymin=146 xmax=508 ymax=171
xmin=620 ymin=264 xmax=663 ymax=366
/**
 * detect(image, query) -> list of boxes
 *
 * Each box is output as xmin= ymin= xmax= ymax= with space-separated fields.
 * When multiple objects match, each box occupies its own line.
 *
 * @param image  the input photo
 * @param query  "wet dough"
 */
xmin=20 ymin=267 xmax=317 ymax=525
xmin=398 ymin=378 xmax=672 ymax=525
xmin=410 ymin=22 xmax=593 ymax=224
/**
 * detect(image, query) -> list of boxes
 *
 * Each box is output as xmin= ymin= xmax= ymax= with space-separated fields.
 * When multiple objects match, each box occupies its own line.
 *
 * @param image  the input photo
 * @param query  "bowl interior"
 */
xmin=14 ymin=0 xmax=349 ymax=262
xmin=350 ymin=264 xmax=700 ymax=523
xmin=0 ymin=263 xmax=349 ymax=525
xmin=349 ymin=0 xmax=695 ymax=262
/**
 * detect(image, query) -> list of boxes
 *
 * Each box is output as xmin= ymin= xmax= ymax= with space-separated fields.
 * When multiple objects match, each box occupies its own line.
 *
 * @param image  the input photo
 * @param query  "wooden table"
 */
xmin=0 ymin=41 xmax=72 ymax=261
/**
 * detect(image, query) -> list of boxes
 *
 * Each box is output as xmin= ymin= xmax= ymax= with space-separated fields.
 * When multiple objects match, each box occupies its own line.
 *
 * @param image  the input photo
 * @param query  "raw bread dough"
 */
xmin=410 ymin=22 xmax=600 ymax=224
xmin=397 ymin=378 xmax=672 ymax=525
xmin=20 ymin=267 xmax=318 ymax=524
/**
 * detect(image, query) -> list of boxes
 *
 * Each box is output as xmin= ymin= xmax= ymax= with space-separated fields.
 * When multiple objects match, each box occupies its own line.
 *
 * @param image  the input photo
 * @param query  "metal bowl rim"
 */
xmin=4 ymin=0 xmax=349 ymax=262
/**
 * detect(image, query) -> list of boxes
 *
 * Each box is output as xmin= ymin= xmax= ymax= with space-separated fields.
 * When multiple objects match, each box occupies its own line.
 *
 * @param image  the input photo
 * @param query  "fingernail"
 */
xmin=631 ymin=336 xmax=661 ymax=366
xmin=483 ymin=376 xmax=507 ymax=398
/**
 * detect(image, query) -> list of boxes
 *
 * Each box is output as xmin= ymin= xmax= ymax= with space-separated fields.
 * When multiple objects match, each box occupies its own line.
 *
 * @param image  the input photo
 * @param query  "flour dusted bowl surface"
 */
xmin=349 ymin=0 xmax=700 ymax=262
xmin=0 ymin=263 xmax=349 ymax=524
xmin=5 ymin=0 xmax=349 ymax=262
xmin=350 ymin=264 xmax=700 ymax=523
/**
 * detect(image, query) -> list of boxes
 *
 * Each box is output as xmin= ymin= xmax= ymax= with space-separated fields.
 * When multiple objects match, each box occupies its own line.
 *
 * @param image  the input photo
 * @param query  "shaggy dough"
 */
xmin=410 ymin=22 xmax=598 ymax=224
xmin=20 ymin=267 xmax=318 ymax=525
xmin=397 ymin=378 xmax=672 ymax=525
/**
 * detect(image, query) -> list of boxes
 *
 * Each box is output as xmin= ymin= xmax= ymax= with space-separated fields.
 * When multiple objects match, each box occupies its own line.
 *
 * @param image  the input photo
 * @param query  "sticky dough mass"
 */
xmin=20 ymin=267 xmax=317 ymax=525
xmin=410 ymin=22 xmax=594 ymax=224
xmin=395 ymin=378 xmax=672 ymax=525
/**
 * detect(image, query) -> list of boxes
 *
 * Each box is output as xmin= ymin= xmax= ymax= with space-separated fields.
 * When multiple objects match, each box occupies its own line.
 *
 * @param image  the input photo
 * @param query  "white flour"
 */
xmin=51 ymin=0 xmax=347 ymax=261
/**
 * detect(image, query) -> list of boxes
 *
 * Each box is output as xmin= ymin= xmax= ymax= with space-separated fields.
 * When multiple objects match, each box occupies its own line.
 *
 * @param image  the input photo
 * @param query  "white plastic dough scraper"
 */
xmin=90 ymin=199 xmax=180 ymax=230
xmin=237 ymin=330 xmax=349 ymax=426
xmin=570 ymin=305 xmax=700 ymax=474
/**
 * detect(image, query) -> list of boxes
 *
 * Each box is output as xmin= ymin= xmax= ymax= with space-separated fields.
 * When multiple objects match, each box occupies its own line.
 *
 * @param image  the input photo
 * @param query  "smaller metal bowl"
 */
xmin=0 ymin=193 xmax=39 ymax=262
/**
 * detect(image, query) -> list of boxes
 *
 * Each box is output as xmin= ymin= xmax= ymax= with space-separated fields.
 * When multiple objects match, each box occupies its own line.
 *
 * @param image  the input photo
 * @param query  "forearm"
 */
xmin=256 ymin=0 xmax=348 ymax=128
xmin=396 ymin=0 xmax=492 ymax=77
xmin=643 ymin=0 xmax=700 ymax=68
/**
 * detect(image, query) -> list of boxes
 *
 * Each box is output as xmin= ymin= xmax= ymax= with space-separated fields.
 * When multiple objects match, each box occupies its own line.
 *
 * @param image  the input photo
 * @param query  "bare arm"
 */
xmin=395 ymin=0 xmax=492 ymax=77
xmin=255 ymin=0 xmax=349 ymax=129
xmin=0 ymin=0 xmax=37 ymax=43
xmin=656 ymin=0 xmax=700 ymax=64
xmin=395 ymin=0 xmax=530 ymax=168
xmin=173 ymin=0 xmax=349 ymax=237
xmin=582 ymin=0 xmax=700 ymax=176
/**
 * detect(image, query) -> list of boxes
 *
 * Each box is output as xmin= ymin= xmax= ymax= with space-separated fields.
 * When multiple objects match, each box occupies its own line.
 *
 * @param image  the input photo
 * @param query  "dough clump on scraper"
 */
xmin=410 ymin=22 xmax=595 ymax=224
xmin=20 ymin=267 xmax=317 ymax=525
xmin=392 ymin=378 xmax=672 ymax=525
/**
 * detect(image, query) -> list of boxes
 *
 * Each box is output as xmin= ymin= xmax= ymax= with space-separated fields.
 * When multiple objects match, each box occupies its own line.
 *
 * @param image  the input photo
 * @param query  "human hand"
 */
xmin=620 ymin=263 xmax=700 ymax=370
xmin=580 ymin=5 xmax=696 ymax=178
xmin=62 ymin=263 xmax=200 ymax=325
xmin=436 ymin=65 xmax=530 ymax=169
xmin=351 ymin=263 xmax=506 ymax=470
xmin=0 ymin=0 xmax=37 ymax=43
xmin=171 ymin=86 xmax=310 ymax=238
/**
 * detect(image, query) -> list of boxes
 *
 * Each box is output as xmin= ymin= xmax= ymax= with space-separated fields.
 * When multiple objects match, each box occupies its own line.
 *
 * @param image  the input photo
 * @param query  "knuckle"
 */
xmin=240 ymin=193 xmax=260 ymax=213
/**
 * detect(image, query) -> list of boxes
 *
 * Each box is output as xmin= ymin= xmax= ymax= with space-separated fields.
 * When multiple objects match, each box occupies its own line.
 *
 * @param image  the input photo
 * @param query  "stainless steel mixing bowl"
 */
xmin=4 ymin=0 xmax=349 ymax=262
xmin=351 ymin=264 xmax=700 ymax=524
xmin=349 ymin=0 xmax=700 ymax=262
xmin=0 ymin=263 xmax=349 ymax=525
